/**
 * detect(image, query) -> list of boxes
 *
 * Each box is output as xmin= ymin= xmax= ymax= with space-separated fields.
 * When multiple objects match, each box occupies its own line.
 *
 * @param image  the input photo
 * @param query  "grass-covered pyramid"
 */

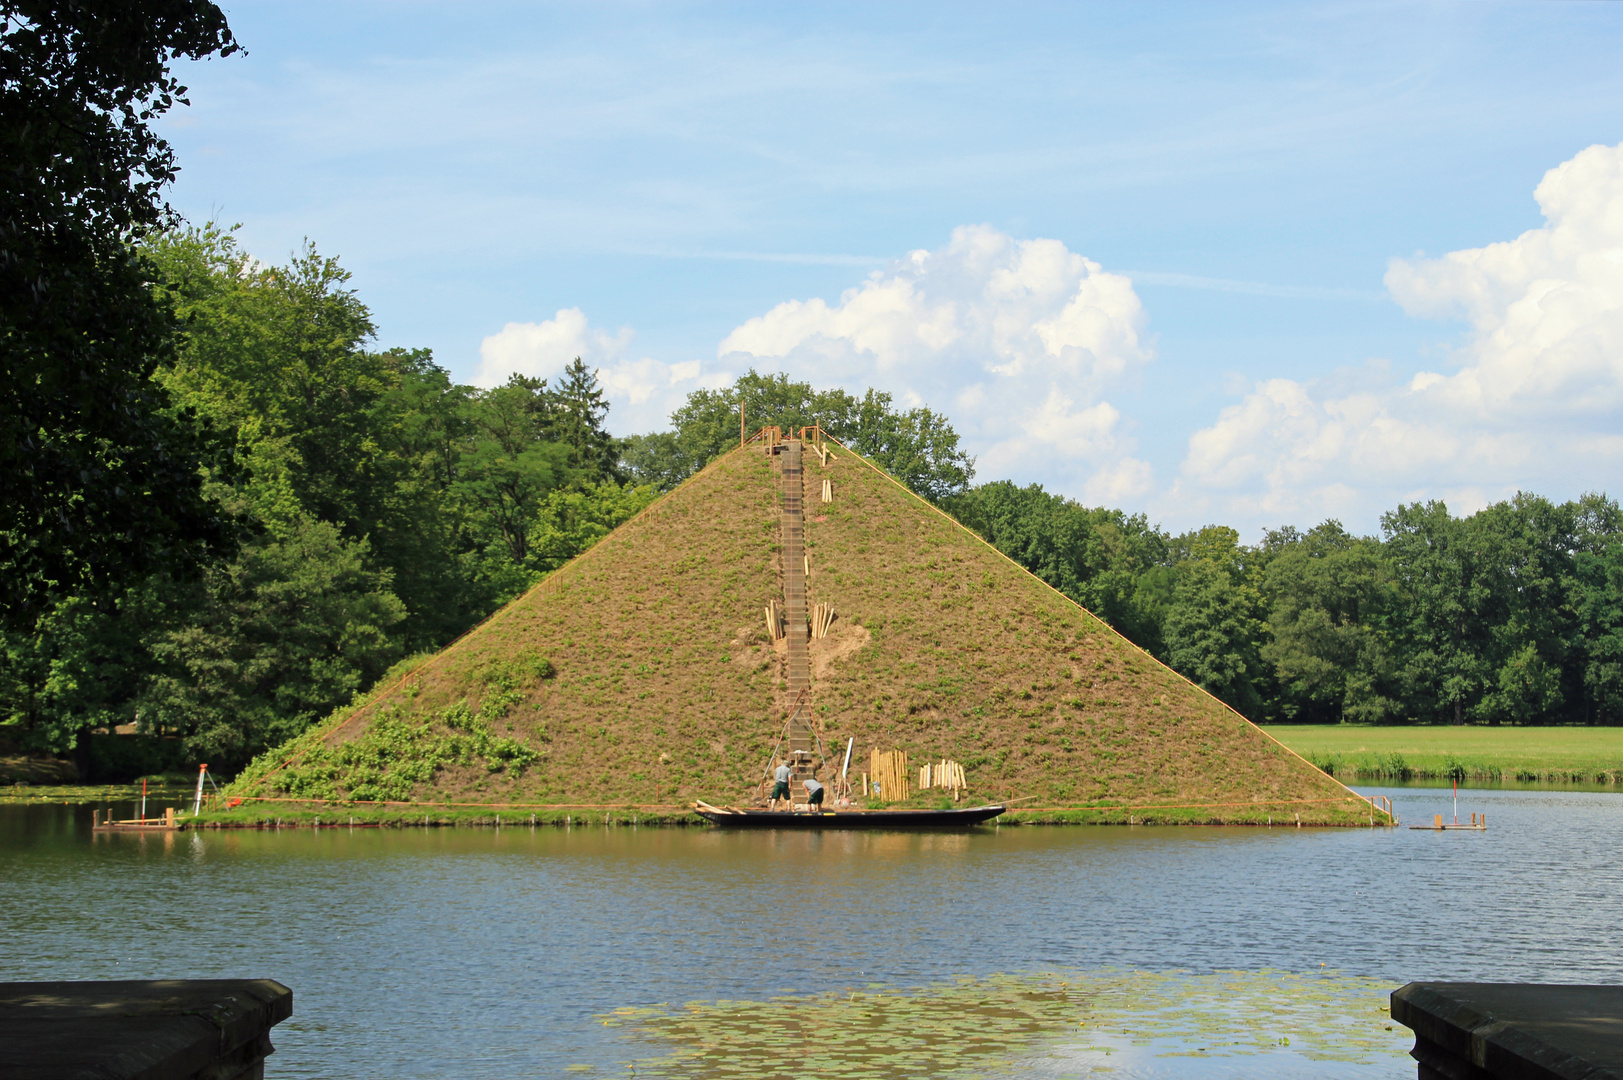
xmin=231 ymin=443 xmax=1379 ymax=825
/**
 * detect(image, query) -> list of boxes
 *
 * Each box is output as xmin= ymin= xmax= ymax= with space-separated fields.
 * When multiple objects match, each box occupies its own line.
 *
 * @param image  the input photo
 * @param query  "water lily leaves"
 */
xmin=591 ymin=968 xmax=1409 ymax=1079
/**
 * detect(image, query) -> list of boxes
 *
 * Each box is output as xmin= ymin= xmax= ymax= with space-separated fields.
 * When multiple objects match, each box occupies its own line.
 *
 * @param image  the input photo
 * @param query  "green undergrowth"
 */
xmin=229 ymin=657 xmax=551 ymax=802
xmin=1308 ymin=754 xmax=1623 ymax=785
xmin=588 ymin=968 xmax=1407 ymax=1080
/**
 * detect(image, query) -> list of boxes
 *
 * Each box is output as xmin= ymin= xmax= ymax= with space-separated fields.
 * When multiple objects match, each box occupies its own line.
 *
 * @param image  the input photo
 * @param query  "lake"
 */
xmin=3 ymin=785 xmax=1619 ymax=1079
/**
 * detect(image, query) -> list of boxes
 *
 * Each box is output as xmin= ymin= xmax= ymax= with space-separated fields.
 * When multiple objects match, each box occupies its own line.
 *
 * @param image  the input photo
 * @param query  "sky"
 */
xmin=157 ymin=1 xmax=1623 ymax=537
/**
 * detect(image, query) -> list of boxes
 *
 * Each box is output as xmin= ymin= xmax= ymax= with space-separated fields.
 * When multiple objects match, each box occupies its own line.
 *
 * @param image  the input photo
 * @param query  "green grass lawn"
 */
xmin=1261 ymin=725 xmax=1623 ymax=784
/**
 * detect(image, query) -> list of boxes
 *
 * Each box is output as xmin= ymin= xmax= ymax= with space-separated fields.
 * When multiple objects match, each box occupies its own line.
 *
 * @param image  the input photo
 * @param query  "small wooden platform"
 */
xmin=92 ymin=808 xmax=180 ymax=832
xmin=1410 ymin=812 xmax=1487 ymax=832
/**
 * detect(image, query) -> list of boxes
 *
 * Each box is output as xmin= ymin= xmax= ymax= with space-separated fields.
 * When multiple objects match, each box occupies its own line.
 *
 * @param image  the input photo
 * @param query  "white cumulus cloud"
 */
xmin=718 ymin=224 xmax=1156 ymax=497
xmin=477 ymin=307 xmax=716 ymax=432
xmin=1174 ymin=141 xmax=1623 ymax=530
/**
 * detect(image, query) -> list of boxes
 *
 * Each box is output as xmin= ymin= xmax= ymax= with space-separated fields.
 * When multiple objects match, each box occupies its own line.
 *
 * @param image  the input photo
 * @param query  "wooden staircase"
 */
xmin=776 ymin=437 xmax=815 ymax=777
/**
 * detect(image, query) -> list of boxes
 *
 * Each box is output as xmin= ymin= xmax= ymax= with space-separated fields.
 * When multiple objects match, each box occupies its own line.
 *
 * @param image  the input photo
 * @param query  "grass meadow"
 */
xmin=1262 ymin=724 xmax=1623 ymax=784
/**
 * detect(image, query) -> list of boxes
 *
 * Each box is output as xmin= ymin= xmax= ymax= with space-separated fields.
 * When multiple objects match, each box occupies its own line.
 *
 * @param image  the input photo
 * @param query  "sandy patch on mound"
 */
xmin=811 ymin=622 xmax=871 ymax=680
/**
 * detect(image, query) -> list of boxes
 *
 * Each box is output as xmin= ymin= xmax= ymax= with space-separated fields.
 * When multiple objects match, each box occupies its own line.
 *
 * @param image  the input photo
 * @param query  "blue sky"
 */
xmin=159 ymin=1 xmax=1623 ymax=536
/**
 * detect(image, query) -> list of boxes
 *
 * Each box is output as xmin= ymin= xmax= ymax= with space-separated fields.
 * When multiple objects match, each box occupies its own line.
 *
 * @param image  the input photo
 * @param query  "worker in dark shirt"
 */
xmin=802 ymin=773 xmax=825 ymax=812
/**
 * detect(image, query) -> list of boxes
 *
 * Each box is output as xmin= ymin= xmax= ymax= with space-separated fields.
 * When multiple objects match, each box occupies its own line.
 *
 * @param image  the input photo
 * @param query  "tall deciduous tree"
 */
xmin=1259 ymin=521 xmax=1395 ymax=723
xmin=1162 ymin=543 xmax=1268 ymax=716
xmin=137 ymin=515 xmax=405 ymax=768
xmin=1381 ymin=501 xmax=1488 ymax=724
xmin=1 ymin=1 xmax=241 ymax=629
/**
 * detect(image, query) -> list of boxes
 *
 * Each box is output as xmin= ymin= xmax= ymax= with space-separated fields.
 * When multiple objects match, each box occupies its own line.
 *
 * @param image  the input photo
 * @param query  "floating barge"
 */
xmin=694 ymin=801 xmax=1005 ymax=829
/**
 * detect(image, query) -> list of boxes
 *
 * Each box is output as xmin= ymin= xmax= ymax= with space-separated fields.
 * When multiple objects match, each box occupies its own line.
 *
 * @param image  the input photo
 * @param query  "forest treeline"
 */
xmin=5 ymin=227 xmax=1622 ymax=777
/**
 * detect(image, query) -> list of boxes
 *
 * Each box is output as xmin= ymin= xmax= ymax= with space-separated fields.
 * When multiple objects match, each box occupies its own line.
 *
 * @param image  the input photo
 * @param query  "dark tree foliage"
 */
xmin=138 ymin=515 xmax=406 ymax=766
xmin=1258 ymin=521 xmax=1395 ymax=724
xmin=0 ymin=2 xmax=241 ymax=629
xmin=1162 ymin=558 xmax=1267 ymax=716
xmin=550 ymin=358 xmax=624 ymax=484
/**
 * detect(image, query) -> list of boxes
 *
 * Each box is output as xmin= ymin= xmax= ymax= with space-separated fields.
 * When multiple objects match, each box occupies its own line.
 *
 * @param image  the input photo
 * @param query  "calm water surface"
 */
xmin=2 ymin=786 xmax=1619 ymax=1079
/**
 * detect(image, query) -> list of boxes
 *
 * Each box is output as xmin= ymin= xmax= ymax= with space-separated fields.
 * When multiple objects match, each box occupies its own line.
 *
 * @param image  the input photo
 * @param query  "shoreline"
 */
xmin=22 ymin=797 xmax=1388 ymax=829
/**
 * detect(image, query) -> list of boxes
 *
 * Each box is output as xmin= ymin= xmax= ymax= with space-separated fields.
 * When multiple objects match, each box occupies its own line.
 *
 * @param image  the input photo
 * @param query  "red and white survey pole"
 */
xmin=192 ymin=764 xmax=209 ymax=816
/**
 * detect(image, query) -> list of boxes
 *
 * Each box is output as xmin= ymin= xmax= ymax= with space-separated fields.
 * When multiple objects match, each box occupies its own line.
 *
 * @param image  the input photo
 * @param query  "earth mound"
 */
xmin=231 ymin=441 xmax=1377 ymax=825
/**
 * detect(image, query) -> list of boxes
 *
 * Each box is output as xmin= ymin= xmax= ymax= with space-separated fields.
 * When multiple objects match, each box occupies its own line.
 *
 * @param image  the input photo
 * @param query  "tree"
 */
xmin=549 ymin=358 xmax=623 ymax=484
xmin=620 ymin=431 xmax=688 ymax=491
xmin=529 ymin=482 xmax=660 ymax=574
xmin=1466 ymin=494 xmax=1575 ymax=724
xmin=1259 ymin=521 xmax=1396 ymax=723
xmin=452 ymin=375 xmax=571 ymax=575
xmin=1 ymin=1 xmax=241 ymax=629
xmin=0 ymin=586 xmax=160 ymax=772
xmin=1574 ymin=540 xmax=1623 ymax=722
xmin=149 ymin=226 xmax=494 ymax=647
xmin=842 ymin=389 xmax=974 ymax=501
xmin=659 ymin=370 xmax=847 ymax=483
xmin=1163 ymin=559 xmax=1267 ymax=716
xmin=1381 ymin=502 xmax=1487 ymax=724
xmin=137 ymin=515 xmax=406 ymax=769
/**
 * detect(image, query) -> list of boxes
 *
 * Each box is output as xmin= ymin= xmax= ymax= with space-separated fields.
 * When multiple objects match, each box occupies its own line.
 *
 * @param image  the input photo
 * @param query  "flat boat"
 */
xmin=694 ymin=801 xmax=1005 ymax=829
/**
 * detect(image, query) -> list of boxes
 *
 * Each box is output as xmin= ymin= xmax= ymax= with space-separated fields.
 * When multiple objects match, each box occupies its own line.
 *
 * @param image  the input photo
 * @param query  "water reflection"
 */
xmin=2 ymin=786 xmax=1619 ymax=1079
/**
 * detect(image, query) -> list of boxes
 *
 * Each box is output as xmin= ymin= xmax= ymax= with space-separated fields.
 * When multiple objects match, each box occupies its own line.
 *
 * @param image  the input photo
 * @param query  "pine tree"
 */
xmin=550 ymin=358 xmax=622 ymax=484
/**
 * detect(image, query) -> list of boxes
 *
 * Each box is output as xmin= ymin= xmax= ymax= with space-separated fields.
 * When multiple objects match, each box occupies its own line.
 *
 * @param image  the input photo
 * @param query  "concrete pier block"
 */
xmin=1392 ymin=982 xmax=1622 ymax=1080
xmin=0 ymin=979 xmax=292 ymax=1080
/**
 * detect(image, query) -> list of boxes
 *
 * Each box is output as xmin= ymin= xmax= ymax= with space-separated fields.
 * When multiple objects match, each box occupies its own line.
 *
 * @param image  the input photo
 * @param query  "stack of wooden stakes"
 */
xmin=869 ymin=749 xmax=910 ymax=802
xmin=918 ymin=759 xmax=967 ymax=799
xmin=810 ymin=602 xmax=835 ymax=640
xmin=764 ymin=599 xmax=784 ymax=642
xmin=820 ymin=477 xmax=832 ymax=502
